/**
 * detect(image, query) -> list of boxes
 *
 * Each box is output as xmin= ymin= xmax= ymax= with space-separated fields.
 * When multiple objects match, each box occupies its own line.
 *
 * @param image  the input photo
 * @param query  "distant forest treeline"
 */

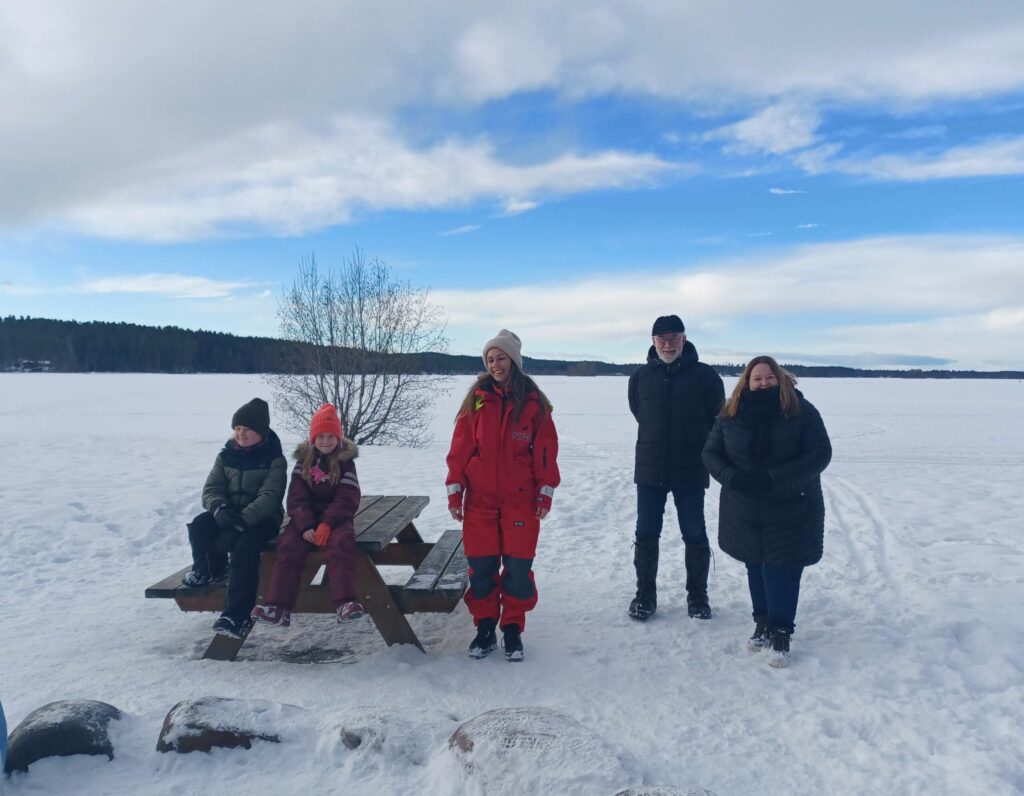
xmin=1 ymin=316 xmax=1021 ymax=379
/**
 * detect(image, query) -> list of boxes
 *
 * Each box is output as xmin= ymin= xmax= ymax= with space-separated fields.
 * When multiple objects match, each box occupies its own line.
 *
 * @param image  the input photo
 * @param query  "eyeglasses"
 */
xmin=654 ymin=334 xmax=683 ymax=344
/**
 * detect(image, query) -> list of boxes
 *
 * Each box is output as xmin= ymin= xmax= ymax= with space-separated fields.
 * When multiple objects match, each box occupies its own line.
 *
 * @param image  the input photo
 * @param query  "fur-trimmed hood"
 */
xmin=293 ymin=437 xmax=359 ymax=463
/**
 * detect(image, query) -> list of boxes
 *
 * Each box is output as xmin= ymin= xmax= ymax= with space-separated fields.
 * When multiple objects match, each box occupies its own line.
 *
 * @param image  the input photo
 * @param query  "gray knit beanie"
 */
xmin=482 ymin=329 xmax=524 ymax=372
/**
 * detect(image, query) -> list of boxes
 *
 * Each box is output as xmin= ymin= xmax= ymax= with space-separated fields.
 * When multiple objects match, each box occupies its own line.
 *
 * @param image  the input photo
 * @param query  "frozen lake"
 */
xmin=0 ymin=373 xmax=1021 ymax=794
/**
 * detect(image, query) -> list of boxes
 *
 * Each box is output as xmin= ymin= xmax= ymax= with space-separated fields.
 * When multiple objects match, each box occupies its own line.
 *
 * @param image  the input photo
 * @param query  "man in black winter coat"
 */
xmin=627 ymin=315 xmax=725 ymax=621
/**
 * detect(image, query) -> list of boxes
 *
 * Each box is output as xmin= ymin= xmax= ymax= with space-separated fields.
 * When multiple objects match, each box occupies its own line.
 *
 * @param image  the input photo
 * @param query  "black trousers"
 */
xmin=187 ymin=511 xmax=278 ymax=621
xmin=634 ymin=483 xmax=711 ymax=605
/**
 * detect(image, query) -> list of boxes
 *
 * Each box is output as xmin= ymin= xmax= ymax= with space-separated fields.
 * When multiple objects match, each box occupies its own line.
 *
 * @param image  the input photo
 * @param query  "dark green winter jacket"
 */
xmin=202 ymin=430 xmax=287 ymax=529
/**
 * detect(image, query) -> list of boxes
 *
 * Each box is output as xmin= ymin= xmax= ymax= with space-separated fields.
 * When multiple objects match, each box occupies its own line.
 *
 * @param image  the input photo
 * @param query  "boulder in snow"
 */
xmin=4 ymin=699 xmax=122 ymax=774
xmin=447 ymin=706 xmax=638 ymax=793
xmin=156 ymin=696 xmax=310 ymax=754
xmin=615 ymin=788 xmax=717 ymax=796
xmin=336 ymin=707 xmax=459 ymax=765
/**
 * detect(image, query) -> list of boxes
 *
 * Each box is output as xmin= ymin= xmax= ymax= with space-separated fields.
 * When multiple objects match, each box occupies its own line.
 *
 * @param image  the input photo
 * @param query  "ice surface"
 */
xmin=0 ymin=373 xmax=1021 ymax=794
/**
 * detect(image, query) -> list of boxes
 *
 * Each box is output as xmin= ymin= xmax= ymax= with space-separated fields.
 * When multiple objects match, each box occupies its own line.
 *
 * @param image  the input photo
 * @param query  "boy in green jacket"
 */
xmin=183 ymin=397 xmax=287 ymax=638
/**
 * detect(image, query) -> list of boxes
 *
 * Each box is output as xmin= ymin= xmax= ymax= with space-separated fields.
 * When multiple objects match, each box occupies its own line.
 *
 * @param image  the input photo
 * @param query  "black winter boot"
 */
xmin=502 ymin=623 xmax=524 ymax=662
xmin=685 ymin=543 xmax=712 ymax=619
xmin=212 ymin=615 xmax=252 ymax=640
xmin=747 ymin=615 xmax=770 ymax=651
xmin=767 ymin=628 xmax=792 ymax=668
xmin=628 ymin=538 xmax=659 ymax=621
xmin=468 ymin=618 xmax=498 ymax=659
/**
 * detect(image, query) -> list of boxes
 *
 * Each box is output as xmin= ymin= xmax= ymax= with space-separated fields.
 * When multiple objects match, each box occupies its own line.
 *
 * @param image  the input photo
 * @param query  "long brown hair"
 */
xmin=300 ymin=441 xmax=345 ymax=485
xmin=720 ymin=355 xmax=801 ymax=418
xmin=455 ymin=359 xmax=551 ymax=423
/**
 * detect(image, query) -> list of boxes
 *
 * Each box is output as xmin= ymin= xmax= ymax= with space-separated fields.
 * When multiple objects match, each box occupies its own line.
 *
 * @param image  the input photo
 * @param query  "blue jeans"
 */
xmin=746 ymin=562 xmax=803 ymax=634
xmin=635 ymin=484 xmax=709 ymax=545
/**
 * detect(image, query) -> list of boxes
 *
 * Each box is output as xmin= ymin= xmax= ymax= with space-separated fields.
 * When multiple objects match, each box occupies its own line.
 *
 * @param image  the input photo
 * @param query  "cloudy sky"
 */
xmin=2 ymin=1 xmax=1023 ymax=369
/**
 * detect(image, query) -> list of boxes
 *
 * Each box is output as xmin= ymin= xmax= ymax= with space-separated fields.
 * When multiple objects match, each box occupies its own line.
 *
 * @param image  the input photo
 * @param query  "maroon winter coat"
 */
xmin=284 ymin=440 xmax=360 ymax=534
xmin=263 ymin=438 xmax=362 ymax=609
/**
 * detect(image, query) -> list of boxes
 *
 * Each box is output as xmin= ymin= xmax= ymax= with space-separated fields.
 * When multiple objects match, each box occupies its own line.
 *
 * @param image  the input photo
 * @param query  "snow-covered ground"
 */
xmin=1 ymin=374 xmax=1022 ymax=795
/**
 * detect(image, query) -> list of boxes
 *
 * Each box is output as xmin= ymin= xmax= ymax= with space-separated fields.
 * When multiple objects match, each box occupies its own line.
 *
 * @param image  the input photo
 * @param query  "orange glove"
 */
xmin=314 ymin=522 xmax=332 ymax=546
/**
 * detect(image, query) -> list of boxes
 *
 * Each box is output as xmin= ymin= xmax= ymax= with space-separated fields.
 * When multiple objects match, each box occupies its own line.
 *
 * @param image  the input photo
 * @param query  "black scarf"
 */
xmin=739 ymin=387 xmax=781 ymax=463
xmin=220 ymin=429 xmax=284 ymax=470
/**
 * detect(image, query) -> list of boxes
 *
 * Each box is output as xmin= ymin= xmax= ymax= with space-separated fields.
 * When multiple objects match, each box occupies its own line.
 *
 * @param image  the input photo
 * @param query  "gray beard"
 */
xmin=657 ymin=350 xmax=681 ymax=364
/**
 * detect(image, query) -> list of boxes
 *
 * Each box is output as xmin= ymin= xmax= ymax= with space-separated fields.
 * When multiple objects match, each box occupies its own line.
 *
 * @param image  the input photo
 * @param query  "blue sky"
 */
xmin=2 ymin=2 xmax=1023 ymax=368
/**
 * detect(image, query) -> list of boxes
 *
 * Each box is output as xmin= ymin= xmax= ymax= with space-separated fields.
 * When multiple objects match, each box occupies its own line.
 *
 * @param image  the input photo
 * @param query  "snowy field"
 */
xmin=1 ymin=373 xmax=1022 ymax=795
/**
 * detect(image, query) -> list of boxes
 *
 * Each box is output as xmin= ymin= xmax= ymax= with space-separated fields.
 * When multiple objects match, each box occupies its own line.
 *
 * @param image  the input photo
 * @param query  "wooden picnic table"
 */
xmin=145 ymin=495 xmax=468 ymax=661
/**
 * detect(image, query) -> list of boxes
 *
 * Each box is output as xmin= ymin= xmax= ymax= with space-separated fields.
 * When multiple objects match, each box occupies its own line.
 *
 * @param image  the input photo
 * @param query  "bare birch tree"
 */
xmin=265 ymin=249 xmax=449 ymax=446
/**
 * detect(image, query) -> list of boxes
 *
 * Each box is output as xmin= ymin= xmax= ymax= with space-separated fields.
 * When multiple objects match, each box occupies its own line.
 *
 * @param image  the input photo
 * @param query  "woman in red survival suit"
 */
xmin=446 ymin=329 xmax=560 ymax=662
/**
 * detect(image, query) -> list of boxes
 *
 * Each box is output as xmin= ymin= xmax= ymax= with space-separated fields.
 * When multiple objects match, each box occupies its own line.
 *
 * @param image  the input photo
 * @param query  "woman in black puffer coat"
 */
xmin=702 ymin=356 xmax=831 ymax=668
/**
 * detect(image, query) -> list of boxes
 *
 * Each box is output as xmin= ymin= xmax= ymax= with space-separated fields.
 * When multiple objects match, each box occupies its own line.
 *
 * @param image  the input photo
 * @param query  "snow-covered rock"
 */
xmin=4 ymin=699 xmax=122 ymax=773
xmin=335 ymin=706 xmax=459 ymax=766
xmin=443 ymin=706 xmax=638 ymax=793
xmin=156 ymin=696 xmax=310 ymax=754
xmin=614 ymin=787 xmax=717 ymax=796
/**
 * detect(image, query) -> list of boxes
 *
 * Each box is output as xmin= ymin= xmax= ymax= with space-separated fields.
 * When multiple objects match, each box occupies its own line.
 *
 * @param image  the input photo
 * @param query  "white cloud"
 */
xmin=447 ymin=19 xmax=566 ymax=102
xmin=59 ymin=117 xmax=677 ymax=241
xmin=500 ymin=198 xmax=539 ymax=216
xmin=792 ymin=143 xmax=845 ymax=174
xmin=10 ymin=273 xmax=261 ymax=299
xmin=795 ymin=223 xmax=819 ymax=229
xmin=437 ymin=235 xmax=1024 ymax=369
xmin=797 ymin=135 xmax=1024 ymax=180
xmin=435 ymin=4 xmax=1024 ymax=105
xmin=888 ymin=125 xmax=947 ymax=140
xmin=441 ymin=224 xmax=481 ymax=236
xmin=820 ymin=312 xmax=1024 ymax=371
xmin=83 ymin=274 xmax=262 ymax=299
xmin=2 ymin=2 xmax=1023 ymax=233
xmin=0 ymin=283 xmax=44 ymax=297
xmin=763 ymin=351 xmax=953 ymax=368
xmin=769 ymin=187 xmax=806 ymax=195
xmin=982 ymin=306 xmax=1024 ymax=330
xmin=705 ymin=103 xmax=821 ymax=155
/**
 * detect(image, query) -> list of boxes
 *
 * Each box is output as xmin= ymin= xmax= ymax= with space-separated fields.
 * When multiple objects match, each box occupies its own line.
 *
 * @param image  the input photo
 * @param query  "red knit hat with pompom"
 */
xmin=309 ymin=403 xmax=343 ymax=442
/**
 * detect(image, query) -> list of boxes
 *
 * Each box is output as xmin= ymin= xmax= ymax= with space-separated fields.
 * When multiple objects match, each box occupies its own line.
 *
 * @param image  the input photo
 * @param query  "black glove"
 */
xmin=214 ymin=505 xmax=242 ymax=530
xmin=214 ymin=506 xmax=247 ymax=554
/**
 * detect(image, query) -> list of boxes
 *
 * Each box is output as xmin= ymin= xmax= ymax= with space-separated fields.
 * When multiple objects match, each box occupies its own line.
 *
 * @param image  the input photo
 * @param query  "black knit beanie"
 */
xmin=231 ymin=398 xmax=270 ymax=437
xmin=651 ymin=315 xmax=685 ymax=335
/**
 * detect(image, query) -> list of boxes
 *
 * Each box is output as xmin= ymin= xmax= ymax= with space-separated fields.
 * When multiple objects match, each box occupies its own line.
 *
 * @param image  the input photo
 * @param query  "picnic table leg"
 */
xmin=198 ymin=550 xmax=276 ymax=661
xmin=396 ymin=521 xmax=425 ymax=544
xmin=201 ymin=633 xmax=248 ymax=661
xmin=354 ymin=550 xmax=425 ymax=652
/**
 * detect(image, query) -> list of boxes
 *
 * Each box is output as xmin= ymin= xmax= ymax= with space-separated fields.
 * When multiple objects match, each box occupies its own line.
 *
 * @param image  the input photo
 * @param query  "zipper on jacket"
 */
xmin=495 ymin=391 xmax=507 ymax=492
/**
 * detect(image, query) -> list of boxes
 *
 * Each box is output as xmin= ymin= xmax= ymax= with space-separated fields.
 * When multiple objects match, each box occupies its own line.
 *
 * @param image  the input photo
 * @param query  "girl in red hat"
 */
xmin=251 ymin=403 xmax=365 ymax=627
xmin=445 ymin=329 xmax=560 ymax=661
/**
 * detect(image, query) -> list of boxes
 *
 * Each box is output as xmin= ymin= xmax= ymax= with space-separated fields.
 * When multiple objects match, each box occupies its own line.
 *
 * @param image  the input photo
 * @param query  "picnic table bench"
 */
xmin=145 ymin=495 xmax=468 ymax=661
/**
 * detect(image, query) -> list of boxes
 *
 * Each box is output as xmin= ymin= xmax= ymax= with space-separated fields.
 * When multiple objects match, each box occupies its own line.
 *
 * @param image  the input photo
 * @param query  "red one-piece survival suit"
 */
xmin=445 ymin=383 xmax=560 ymax=630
